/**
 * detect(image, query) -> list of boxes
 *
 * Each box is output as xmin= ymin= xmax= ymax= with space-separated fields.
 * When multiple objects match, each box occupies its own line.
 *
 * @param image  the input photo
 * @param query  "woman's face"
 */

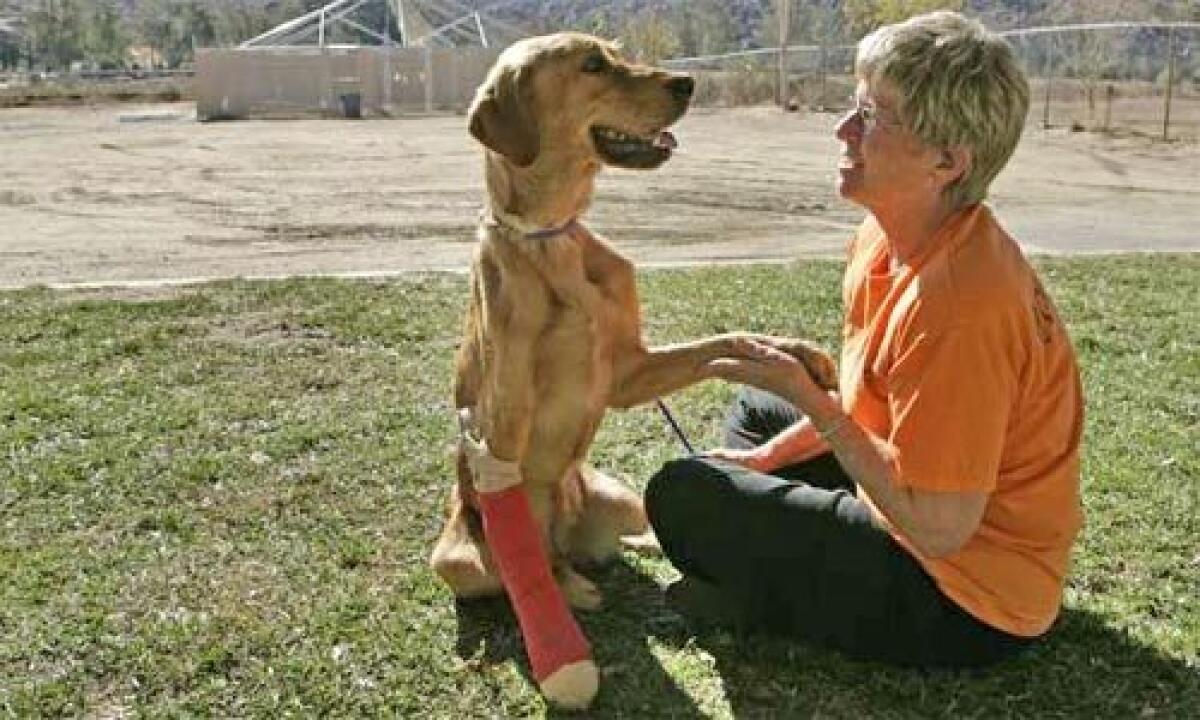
xmin=834 ymin=79 xmax=944 ymax=214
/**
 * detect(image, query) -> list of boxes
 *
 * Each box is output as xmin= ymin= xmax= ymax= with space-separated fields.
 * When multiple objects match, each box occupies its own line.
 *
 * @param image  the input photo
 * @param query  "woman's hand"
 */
xmin=706 ymin=337 xmax=830 ymax=413
xmin=703 ymin=430 xmax=832 ymax=473
xmin=702 ymin=446 xmax=778 ymax=473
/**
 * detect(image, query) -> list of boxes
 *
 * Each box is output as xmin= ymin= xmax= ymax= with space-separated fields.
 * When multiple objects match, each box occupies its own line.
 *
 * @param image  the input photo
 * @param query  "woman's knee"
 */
xmin=647 ymin=458 xmax=704 ymax=521
xmin=645 ymin=458 xmax=730 ymax=537
xmin=646 ymin=458 xmax=740 ymax=579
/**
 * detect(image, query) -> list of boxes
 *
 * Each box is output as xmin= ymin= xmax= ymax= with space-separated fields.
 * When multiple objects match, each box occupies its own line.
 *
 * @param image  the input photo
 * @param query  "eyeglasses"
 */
xmin=845 ymin=96 xmax=901 ymax=133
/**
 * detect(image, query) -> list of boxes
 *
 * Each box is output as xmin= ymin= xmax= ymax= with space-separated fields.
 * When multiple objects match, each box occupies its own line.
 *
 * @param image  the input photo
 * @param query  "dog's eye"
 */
xmin=581 ymin=53 xmax=607 ymax=73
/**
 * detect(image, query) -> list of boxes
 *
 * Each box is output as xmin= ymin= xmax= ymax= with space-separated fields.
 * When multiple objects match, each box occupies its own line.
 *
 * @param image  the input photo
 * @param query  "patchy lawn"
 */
xmin=1 ymin=255 xmax=1196 ymax=717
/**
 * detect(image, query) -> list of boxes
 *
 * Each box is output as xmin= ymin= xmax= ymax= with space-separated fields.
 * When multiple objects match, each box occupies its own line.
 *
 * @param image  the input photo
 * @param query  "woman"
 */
xmin=646 ymin=11 xmax=1084 ymax=668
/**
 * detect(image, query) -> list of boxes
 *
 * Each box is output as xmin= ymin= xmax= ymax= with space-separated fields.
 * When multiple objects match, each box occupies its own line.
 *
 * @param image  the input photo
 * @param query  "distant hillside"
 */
xmin=11 ymin=0 xmax=1176 ymax=73
xmin=306 ymin=0 xmax=771 ymax=52
xmin=0 ymin=0 xmax=771 ymax=49
xmin=478 ymin=0 xmax=769 ymax=45
xmin=0 ymin=1 xmax=1077 ymax=47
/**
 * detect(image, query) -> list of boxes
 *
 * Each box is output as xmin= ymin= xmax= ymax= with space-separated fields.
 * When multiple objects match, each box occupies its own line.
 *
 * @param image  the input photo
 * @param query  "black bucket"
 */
xmin=339 ymin=92 xmax=362 ymax=119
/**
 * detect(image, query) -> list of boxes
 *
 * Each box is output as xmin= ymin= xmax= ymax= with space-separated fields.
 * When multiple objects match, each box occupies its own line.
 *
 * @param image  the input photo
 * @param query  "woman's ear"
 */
xmin=933 ymin=146 xmax=971 ymax=192
xmin=467 ymin=64 xmax=540 ymax=167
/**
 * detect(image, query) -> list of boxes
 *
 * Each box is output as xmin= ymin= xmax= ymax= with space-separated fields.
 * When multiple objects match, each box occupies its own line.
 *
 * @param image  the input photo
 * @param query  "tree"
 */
xmin=83 ymin=1 xmax=128 ymax=69
xmin=843 ymin=0 xmax=967 ymax=37
xmin=0 ymin=22 xmax=23 ymax=70
xmin=760 ymin=0 xmax=849 ymax=46
xmin=211 ymin=0 xmax=276 ymax=47
xmin=620 ymin=9 xmax=681 ymax=64
xmin=168 ymin=1 xmax=218 ymax=64
xmin=132 ymin=0 xmax=172 ymax=68
xmin=673 ymin=0 xmax=738 ymax=57
xmin=25 ymin=0 xmax=86 ymax=70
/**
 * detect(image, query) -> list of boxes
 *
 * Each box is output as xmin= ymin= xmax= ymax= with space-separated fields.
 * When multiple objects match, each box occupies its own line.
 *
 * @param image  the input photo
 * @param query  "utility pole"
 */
xmin=1163 ymin=25 xmax=1177 ymax=141
xmin=1042 ymin=41 xmax=1054 ymax=129
xmin=777 ymin=0 xmax=790 ymax=108
xmin=396 ymin=0 xmax=408 ymax=46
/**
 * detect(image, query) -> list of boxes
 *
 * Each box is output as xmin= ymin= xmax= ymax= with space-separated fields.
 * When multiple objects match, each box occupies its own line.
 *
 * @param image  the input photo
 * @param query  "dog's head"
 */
xmin=468 ymin=32 xmax=693 ymax=170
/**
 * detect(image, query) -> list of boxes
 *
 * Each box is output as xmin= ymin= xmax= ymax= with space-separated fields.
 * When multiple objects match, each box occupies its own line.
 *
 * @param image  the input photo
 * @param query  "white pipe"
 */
xmin=240 ymin=0 xmax=356 ymax=47
xmin=475 ymin=12 xmax=488 ymax=48
xmin=999 ymin=21 xmax=1200 ymax=38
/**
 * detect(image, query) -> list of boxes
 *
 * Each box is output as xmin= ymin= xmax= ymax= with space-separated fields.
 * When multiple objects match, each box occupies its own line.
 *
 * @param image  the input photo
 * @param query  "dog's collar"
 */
xmin=484 ymin=208 xmax=578 ymax=240
xmin=522 ymin=219 xmax=578 ymax=240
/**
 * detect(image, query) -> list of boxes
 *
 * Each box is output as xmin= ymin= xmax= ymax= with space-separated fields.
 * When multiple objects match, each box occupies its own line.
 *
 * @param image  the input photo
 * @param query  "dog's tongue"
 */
xmin=653 ymin=130 xmax=678 ymax=150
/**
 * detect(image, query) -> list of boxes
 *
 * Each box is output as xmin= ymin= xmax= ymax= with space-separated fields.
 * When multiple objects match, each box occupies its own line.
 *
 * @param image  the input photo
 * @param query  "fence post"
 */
xmin=1104 ymin=83 xmax=1113 ymax=131
xmin=777 ymin=0 xmax=790 ymax=108
xmin=1042 ymin=38 xmax=1054 ymax=129
xmin=383 ymin=48 xmax=392 ymax=113
xmin=1163 ymin=25 xmax=1176 ymax=142
xmin=424 ymin=43 xmax=433 ymax=113
xmin=819 ymin=39 xmax=827 ymax=108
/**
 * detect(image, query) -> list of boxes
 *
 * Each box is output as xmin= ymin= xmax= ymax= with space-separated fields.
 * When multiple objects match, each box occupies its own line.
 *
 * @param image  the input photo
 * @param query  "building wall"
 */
xmin=195 ymin=45 xmax=502 ymax=121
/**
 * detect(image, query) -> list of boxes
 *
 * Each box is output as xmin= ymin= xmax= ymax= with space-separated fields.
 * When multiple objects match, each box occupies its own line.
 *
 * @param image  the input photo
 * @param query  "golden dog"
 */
xmin=430 ymin=33 xmax=835 ymax=609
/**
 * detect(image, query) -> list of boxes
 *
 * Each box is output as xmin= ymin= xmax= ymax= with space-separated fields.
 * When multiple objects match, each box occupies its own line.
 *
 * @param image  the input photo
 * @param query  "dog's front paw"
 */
xmin=770 ymin=338 xmax=839 ymax=390
xmin=560 ymin=568 xmax=604 ymax=611
xmin=799 ymin=345 xmax=839 ymax=390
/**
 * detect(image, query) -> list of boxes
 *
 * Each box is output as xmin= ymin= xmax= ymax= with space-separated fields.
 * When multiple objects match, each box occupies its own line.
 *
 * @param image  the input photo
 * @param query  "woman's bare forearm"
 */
xmin=797 ymin=391 xmax=979 ymax=558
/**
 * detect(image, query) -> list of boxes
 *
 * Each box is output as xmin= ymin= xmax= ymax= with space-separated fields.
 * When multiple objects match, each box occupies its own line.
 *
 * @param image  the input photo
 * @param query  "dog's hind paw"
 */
xmin=560 ymin=568 xmax=604 ymax=611
xmin=620 ymin=529 xmax=662 ymax=557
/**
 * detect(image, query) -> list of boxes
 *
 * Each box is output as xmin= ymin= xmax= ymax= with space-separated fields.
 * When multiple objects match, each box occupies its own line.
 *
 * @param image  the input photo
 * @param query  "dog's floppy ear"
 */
xmin=468 ymin=63 xmax=539 ymax=167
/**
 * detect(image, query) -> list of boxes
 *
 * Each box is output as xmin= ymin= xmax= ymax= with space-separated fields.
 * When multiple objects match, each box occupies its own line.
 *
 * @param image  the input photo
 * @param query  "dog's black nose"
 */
xmin=667 ymin=76 xmax=695 ymax=101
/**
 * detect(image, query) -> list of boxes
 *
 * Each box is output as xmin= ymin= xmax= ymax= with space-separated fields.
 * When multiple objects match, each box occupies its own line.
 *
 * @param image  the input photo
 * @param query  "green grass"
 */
xmin=1 ymin=256 xmax=1197 ymax=718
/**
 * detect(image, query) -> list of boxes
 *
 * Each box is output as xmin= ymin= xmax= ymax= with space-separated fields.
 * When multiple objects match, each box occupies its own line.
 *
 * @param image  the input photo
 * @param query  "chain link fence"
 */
xmin=1006 ymin=23 xmax=1198 ymax=140
xmin=663 ymin=44 xmax=856 ymax=110
xmin=664 ymin=22 xmax=1199 ymax=141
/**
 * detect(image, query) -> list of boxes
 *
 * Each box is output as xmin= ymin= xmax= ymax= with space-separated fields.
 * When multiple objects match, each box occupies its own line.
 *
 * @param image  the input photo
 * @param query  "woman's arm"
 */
xmin=705 ymin=415 xmax=828 ymax=473
xmin=801 ymin=391 xmax=987 ymax=558
xmin=706 ymin=339 xmax=987 ymax=558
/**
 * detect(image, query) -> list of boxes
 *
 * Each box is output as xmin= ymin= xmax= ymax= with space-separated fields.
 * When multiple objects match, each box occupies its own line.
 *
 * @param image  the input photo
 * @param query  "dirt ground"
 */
xmin=1 ymin=102 xmax=1197 ymax=289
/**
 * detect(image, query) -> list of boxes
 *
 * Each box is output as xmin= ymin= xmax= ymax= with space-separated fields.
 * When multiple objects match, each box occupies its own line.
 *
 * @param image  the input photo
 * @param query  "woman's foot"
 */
xmin=664 ymin=575 xmax=750 ymax=630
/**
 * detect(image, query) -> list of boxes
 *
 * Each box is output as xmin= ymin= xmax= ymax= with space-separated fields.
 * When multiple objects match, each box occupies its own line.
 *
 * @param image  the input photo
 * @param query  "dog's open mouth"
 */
xmin=590 ymin=125 xmax=678 ymax=169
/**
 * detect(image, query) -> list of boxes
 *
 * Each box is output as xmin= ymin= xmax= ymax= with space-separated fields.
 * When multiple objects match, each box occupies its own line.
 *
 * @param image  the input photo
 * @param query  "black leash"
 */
xmin=655 ymin=398 xmax=695 ymax=456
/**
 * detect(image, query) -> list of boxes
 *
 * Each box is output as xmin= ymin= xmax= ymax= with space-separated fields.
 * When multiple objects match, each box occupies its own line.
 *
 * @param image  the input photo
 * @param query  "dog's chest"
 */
xmin=530 ymin=274 xmax=619 ymax=418
xmin=539 ymin=273 xmax=617 ymax=368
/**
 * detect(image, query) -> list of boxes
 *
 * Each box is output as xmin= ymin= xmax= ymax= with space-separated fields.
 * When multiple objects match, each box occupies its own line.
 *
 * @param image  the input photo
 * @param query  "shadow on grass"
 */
xmin=452 ymin=560 xmax=1197 ymax=717
xmin=675 ymin=606 xmax=1198 ymax=717
xmin=452 ymin=561 xmax=707 ymax=718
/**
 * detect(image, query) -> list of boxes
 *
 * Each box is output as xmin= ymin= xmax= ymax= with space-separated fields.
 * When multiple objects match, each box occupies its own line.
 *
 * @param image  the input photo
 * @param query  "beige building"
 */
xmin=195 ymin=44 xmax=499 ymax=120
xmin=194 ymin=0 xmax=516 ymax=120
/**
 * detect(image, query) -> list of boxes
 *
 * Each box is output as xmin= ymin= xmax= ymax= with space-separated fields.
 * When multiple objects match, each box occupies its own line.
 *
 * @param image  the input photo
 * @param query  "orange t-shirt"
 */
xmin=840 ymin=204 xmax=1084 ymax=638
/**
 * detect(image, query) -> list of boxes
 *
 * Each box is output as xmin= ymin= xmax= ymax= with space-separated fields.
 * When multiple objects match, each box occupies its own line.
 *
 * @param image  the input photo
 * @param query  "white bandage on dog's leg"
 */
xmin=457 ymin=408 xmax=522 ymax=492
xmin=461 ymin=437 xmax=522 ymax=493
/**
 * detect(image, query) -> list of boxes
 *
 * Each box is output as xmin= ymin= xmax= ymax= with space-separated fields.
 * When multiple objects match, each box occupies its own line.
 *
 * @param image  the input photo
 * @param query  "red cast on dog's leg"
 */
xmin=477 ymin=486 xmax=592 ymax=681
xmin=461 ymin=416 xmax=599 ymax=708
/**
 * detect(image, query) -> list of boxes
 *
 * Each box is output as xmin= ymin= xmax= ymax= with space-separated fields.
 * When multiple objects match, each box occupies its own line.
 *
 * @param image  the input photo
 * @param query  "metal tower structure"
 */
xmin=240 ymin=0 xmax=527 ymax=50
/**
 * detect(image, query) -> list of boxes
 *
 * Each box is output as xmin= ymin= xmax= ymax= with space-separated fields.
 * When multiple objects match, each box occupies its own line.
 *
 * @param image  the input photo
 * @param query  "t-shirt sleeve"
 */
xmin=884 ymin=321 xmax=1017 ymax=493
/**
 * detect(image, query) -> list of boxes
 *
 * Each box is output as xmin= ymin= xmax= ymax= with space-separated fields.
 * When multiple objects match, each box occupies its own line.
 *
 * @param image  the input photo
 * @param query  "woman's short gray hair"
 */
xmin=856 ymin=11 xmax=1029 ymax=208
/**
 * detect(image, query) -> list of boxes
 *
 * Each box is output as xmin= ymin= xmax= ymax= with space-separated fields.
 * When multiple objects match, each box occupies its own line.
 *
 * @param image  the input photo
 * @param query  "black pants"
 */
xmin=646 ymin=387 xmax=1037 ymax=668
